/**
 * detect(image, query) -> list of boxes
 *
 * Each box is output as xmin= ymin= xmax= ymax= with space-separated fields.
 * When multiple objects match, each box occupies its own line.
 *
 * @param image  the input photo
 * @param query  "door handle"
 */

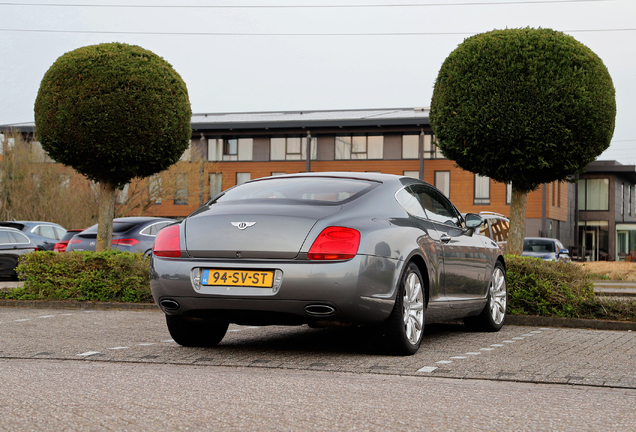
xmin=440 ymin=234 xmax=451 ymax=244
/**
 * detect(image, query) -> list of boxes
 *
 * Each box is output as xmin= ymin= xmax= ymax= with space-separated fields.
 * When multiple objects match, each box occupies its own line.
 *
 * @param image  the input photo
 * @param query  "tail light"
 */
xmin=69 ymin=239 xmax=81 ymax=244
xmin=112 ymin=238 xmax=140 ymax=246
xmin=153 ymin=224 xmax=181 ymax=258
xmin=53 ymin=242 xmax=66 ymax=252
xmin=308 ymin=227 xmax=360 ymax=261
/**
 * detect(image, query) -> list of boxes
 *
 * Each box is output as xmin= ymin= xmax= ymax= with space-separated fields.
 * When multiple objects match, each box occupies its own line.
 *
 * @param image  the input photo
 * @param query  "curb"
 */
xmin=0 ymin=300 xmax=635 ymax=331
xmin=506 ymin=315 xmax=636 ymax=331
xmin=0 ymin=300 xmax=159 ymax=310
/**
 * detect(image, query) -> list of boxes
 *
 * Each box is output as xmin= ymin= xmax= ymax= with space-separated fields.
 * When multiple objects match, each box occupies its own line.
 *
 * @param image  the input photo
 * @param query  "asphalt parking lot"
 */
xmin=1 ymin=306 xmax=635 ymax=389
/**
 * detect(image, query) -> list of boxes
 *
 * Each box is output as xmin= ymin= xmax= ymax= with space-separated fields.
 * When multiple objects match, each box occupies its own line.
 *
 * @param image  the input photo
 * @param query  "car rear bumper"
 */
xmin=150 ymin=254 xmax=402 ymax=325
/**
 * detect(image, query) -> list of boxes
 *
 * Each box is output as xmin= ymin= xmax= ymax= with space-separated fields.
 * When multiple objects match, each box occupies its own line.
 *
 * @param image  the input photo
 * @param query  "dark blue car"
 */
xmin=66 ymin=217 xmax=175 ymax=256
xmin=0 ymin=221 xmax=66 ymax=251
xmin=0 ymin=227 xmax=38 ymax=280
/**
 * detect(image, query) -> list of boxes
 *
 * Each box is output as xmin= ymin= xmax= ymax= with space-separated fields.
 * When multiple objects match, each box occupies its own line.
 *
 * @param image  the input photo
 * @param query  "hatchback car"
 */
xmin=66 ymin=217 xmax=175 ymax=256
xmin=0 ymin=227 xmax=38 ymax=280
xmin=523 ymin=237 xmax=570 ymax=262
xmin=151 ymin=172 xmax=507 ymax=355
xmin=53 ymin=229 xmax=85 ymax=253
xmin=0 ymin=221 xmax=66 ymax=251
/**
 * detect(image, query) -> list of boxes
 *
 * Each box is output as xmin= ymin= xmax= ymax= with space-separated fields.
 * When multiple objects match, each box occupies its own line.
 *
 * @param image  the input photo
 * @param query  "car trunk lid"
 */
xmin=184 ymin=202 xmax=341 ymax=259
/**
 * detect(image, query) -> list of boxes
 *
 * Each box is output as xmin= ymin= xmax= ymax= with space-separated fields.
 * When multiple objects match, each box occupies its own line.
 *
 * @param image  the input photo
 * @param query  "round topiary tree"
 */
xmin=430 ymin=27 xmax=616 ymax=255
xmin=34 ymin=42 xmax=192 ymax=251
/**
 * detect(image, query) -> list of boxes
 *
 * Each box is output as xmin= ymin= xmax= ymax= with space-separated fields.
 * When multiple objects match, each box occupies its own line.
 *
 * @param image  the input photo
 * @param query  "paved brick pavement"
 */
xmin=1 ymin=306 xmax=635 ymax=389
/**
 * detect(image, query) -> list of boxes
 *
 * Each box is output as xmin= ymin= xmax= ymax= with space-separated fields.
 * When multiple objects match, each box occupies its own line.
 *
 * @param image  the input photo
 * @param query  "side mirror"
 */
xmin=558 ymin=248 xmax=569 ymax=256
xmin=465 ymin=213 xmax=484 ymax=229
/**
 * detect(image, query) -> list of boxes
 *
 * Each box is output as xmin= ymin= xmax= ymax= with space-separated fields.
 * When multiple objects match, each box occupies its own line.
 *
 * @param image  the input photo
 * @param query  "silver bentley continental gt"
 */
xmin=150 ymin=172 xmax=507 ymax=355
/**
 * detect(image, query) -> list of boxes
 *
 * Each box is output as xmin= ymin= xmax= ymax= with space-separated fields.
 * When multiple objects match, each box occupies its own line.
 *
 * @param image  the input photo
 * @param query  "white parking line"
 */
xmin=77 ymin=351 xmax=100 ymax=357
xmin=137 ymin=343 xmax=155 ymax=346
xmin=417 ymin=329 xmax=551 ymax=374
xmin=14 ymin=319 xmax=30 ymax=322
xmin=107 ymin=346 xmax=129 ymax=350
xmin=38 ymin=315 xmax=55 ymax=319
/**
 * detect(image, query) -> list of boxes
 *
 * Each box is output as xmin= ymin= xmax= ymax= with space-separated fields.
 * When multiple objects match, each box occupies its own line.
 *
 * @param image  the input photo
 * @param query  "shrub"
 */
xmin=0 ymin=250 xmax=152 ymax=303
xmin=506 ymin=255 xmax=636 ymax=321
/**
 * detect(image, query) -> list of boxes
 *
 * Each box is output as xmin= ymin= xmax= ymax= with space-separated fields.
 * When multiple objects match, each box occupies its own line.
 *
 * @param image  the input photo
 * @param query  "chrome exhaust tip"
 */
xmin=305 ymin=304 xmax=336 ymax=316
xmin=159 ymin=299 xmax=180 ymax=311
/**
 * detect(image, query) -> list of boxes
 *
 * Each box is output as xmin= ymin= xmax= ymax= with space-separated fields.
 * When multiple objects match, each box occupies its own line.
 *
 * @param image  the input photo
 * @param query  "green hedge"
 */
xmin=2 ymin=251 xmax=635 ymax=322
xmin=506 ymin=255 xmax=636 ymax=321
xmin=0 ymin=250 xmax=152 ymax=303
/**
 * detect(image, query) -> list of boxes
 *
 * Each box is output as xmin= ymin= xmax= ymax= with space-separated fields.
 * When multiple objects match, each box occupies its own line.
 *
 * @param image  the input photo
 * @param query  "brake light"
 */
xmin=153 ymin=224 xmax=181 ymax=258
xmin=69 ymin=239 xmax=81 ymax=244
xmin=308 ymin=227 xmax=360 ymax=261
xmin=53 ymin=242 xmax=67 ymax=252
xmin=112 ymin=238 xmax=140 ymax=246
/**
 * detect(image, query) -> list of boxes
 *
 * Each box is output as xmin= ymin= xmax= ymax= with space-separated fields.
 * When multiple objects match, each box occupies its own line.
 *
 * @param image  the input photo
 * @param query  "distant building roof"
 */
xmin=191 ymin=107 xmax=430 ymax=131
xmin=585 ymin=160 xmax=636 ymax=184
xmin=2 ymin=107 xmax=431 ymax=134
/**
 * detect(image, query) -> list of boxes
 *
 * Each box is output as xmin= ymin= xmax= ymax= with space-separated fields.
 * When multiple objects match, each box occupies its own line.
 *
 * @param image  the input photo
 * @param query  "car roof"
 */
xmin=248 ymin=171 xmax=433 ymax=189
xmin=524 ymin=237 xmax=559 ymax=241
xmin=0 ymin=226 xmax=25 ymax=233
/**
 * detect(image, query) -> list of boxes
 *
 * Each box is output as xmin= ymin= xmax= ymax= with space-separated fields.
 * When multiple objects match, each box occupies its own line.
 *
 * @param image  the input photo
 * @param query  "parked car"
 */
xmin=477 ymin=212 xmax=510 ymax=251
xmin=53 ymin=229 xmax=85 ymax=253
xmin=523 ymin=237 xmax=571 ymax=262
xmin=151 ymin=172 xmax=507 ymax=355
xmin=0 ymin=227 xmax=38 ymax=280
xmin=0 ymin=221 xmax=66 ymax=251
xmin=66 ymin=217 xmax=175 ymax=256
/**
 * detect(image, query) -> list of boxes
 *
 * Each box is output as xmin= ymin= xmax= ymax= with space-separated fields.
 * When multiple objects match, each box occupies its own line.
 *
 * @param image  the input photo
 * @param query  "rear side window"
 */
xmin=0 ymin=230 xmax=30 ymax=244
xmin=215 ymin=177 xmax=378 ymax=205
xmin=140 ymin=222 xmax=173 ymax=236
xmin=0 ymin=230 xmax=12 ymax=244
xmin=83 ymin=222 xmax=139 ymax=234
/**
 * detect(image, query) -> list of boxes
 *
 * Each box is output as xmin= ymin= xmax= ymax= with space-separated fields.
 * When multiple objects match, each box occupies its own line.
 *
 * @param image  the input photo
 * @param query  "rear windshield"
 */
xmin=214 ymin=177 xmax=378 ymax=205
xmin=523 ymin=239 xmax=555 ymax=253
xmin=82 ymin=222 xmax=140 ymax=234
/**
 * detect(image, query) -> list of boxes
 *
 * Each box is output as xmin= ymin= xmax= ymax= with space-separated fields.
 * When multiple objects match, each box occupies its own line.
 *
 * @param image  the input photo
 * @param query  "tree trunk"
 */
xmin=96 ymin=180 xmax=116 ymax=252
xmin=507 ymin=185 xmax=528 ymax=256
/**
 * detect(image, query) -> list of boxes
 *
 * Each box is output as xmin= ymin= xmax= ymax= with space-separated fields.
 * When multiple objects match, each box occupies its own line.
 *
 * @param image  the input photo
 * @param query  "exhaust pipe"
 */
xmin=305 ymin=304 xmax=336 ymax=316
xmin=160 ymin=299 xmax=180 ymax=311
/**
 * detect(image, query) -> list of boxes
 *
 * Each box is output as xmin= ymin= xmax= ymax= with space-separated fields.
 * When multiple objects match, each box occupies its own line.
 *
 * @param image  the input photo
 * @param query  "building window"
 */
xmin=629 ymin=185 xmax=632 ymax=216
xmin=208 ymin=138 xmax=253 ymax=161
xmin=335 ymin=135 xmax=383 ymax=160
xmin=149 ymin=175 xmax=162 ymax=205
xmin=210 ymin=173 xmax=223 ymax=199
xmin=506 ymin=183 xmax=512 ymax=205
xmin=271 ymin=172 xmax=286 ymax=176
xmin=403 ymin=171 xmax=420 ymax=179
xmin=622 ymin=183 xmax=625 ymax=216
xmin=270 ymin=136 xmax=317 ymax=161
xmin=116 ymin=184 xmax=129 ymax=205
xmin=174 ymin=173 xmax=188 ymax=205
xmin=180 ymin=141 xmax=192 ymax=162
xmin=434 ymin=171 xmax=450 ymax=198
xmin=402 ymin=135 xmax=419 ymax=159
xmin=474 ymin=174 xmax=490 ymax=205
xmin=401 ymin=134 xmax=442 ymax=159
xmin=578 ymin=178 xmax=609 ymax=211
xmin=236 ymin=172 xmax=251 ymax=185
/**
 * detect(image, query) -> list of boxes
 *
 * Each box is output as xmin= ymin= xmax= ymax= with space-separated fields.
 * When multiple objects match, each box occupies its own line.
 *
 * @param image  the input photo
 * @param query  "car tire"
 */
xmin=463 ymin=261 xmax=507 ymax=332
xmin=379 ymin=262 xmax=426 ymax=356
xmin=166 ymin=315 xmax=229 ymax=347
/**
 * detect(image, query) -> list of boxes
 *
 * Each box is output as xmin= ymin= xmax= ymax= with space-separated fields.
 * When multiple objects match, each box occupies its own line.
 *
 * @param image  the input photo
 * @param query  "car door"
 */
xmin=411 ymin=184 xmax=490 ymax=309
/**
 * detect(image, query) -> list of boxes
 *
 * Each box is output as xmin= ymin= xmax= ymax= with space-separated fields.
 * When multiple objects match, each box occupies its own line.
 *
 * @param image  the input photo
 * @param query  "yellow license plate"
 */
xmin=201 ymin=269 xmax=274 ymax=287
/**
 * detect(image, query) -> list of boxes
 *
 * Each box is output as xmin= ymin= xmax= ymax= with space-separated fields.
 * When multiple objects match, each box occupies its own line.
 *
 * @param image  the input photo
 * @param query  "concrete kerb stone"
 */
xmin=0 ymin=299 xmax=159 ymax=311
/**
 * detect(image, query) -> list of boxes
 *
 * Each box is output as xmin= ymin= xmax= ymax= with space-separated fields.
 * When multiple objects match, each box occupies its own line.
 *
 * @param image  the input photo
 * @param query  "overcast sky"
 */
xmin=1 ymin=0 xmax=634 ymax=162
